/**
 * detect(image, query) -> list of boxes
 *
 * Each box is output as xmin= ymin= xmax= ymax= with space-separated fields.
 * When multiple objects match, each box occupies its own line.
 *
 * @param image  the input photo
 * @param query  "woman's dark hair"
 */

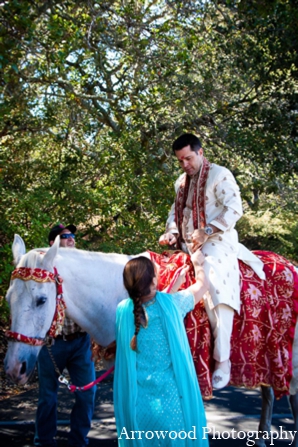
xmin=123 ymin=256 xmax=155 ymax=351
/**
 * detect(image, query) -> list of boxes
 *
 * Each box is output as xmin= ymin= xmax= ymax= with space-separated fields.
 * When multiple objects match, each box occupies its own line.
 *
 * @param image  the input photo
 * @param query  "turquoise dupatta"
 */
xmin=113 ymin=291 xmax=208 ymax=446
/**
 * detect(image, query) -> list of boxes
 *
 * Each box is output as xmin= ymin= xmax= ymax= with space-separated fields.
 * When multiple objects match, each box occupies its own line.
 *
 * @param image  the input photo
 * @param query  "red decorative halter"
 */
xmin=5 ymin=266 xmax=67 ymax=346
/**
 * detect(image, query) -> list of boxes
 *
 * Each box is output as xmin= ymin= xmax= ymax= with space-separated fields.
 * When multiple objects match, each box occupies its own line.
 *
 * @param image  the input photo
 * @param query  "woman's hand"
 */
xmin=164 ymin=265 xmax=190 ymax=293
xmin=173 ymin=265 xmax=190 ymax=292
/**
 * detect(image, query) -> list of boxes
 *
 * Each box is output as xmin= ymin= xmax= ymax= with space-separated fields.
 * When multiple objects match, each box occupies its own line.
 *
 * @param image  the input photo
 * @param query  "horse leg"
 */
xmin=289 ymin=393 xmax=298 ymax=447
xmin=255 ymin=385 xmax=274 ymax=447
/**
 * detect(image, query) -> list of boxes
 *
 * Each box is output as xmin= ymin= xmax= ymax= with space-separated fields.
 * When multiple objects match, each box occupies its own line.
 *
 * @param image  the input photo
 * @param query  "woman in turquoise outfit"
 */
xmin=114 ymin=251 xmax=209 ymax=447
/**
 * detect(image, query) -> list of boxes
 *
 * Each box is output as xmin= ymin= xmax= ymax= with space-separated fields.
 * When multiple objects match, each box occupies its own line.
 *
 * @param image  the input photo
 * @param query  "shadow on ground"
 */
xmin=0 ymin=373 xmax=297 ymax=446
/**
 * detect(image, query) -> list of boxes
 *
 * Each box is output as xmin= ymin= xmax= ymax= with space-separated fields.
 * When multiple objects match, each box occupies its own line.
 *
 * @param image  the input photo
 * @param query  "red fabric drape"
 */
xmin=149 ymin=249 xmax=298 ymax=400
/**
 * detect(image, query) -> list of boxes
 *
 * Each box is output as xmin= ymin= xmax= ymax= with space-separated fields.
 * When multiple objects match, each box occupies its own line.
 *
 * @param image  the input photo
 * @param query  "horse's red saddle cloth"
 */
xmin=149 ymin=250 xmax=298 ymax=400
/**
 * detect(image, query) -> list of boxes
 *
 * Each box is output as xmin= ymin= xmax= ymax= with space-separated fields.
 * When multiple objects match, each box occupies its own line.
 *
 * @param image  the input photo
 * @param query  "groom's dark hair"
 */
xmin=172 ymin=133 xmax=202 ymax=154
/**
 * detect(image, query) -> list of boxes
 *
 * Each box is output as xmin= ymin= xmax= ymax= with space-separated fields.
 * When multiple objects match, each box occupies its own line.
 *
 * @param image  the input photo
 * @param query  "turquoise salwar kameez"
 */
xmin=114 ymin=290 xmax=209 ymax=447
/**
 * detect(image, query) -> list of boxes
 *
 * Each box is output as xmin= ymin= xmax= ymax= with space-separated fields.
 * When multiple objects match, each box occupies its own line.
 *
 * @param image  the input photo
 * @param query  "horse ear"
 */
xmin=42 ymin=236 xmax=60 ymax=269
xmin=12 ymin=234 xmax=26 ymax=266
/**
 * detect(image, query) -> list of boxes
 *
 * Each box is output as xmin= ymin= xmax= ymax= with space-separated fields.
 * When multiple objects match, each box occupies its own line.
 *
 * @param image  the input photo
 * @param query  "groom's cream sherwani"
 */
xmin=166 ymin=161 xmax=243 ymax=314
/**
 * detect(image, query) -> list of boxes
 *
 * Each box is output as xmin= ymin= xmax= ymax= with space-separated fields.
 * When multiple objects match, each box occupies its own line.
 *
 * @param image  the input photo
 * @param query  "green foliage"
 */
xmin=0 ymin=244 xmax=13 ymax=322
xmin=0 ymin=0 xmax=297 ymax=321
xmin=238 ymin=209 xmax=298 ymax=263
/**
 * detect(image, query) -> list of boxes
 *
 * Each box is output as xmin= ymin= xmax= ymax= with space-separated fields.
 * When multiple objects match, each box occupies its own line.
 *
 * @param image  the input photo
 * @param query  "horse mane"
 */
xmin=17 ymin=246 xmax=141 ymax=270
xmin=17 ymin=249 xmax=48 ymax=269
xmin=15 ymin=245 xmax=147 ymax=279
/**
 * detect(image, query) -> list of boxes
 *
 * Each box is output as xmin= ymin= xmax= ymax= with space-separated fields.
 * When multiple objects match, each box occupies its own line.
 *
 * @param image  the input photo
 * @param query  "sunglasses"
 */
xmin=60 ymin=233 xmax=76 ymax=239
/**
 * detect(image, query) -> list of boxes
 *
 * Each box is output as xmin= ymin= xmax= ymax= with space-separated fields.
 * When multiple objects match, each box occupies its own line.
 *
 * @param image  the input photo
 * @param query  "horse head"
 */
xmin=4 ymin=235 xmax=60 ymax=384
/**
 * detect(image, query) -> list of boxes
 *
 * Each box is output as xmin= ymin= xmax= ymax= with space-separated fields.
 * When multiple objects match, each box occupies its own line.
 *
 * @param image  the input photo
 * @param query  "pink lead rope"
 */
xmin=59 ymin=365 xmax=115 ymax=392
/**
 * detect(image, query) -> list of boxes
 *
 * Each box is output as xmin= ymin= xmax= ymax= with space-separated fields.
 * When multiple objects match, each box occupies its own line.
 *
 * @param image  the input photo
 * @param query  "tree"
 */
xmin=1 ymin=0 xmax=297 ymax=319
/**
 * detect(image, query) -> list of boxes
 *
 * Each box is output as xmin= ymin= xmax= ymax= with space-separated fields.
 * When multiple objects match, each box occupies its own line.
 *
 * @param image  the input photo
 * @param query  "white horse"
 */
xmin=4 ymin=235 xmax=298 ymax=447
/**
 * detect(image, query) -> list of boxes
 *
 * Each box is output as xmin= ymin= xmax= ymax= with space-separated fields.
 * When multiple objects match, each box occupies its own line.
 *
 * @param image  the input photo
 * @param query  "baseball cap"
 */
xmin=48 ymin=223 xmax=77 ymax=244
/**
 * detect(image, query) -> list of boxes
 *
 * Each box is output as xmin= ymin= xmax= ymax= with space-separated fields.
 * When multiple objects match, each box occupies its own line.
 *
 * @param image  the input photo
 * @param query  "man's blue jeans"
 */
xmin=34 ymin=333 xmax=96 ymax=447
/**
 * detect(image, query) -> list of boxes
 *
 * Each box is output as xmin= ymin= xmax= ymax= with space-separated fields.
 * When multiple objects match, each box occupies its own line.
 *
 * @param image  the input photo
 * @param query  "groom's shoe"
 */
xmin=212 ymin=360 xmax=231 ymax=390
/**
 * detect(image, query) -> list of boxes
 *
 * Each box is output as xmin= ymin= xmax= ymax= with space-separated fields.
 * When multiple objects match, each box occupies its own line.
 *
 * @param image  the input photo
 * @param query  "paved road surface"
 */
xmin=0 ymin=370 xmax=296 ymax=446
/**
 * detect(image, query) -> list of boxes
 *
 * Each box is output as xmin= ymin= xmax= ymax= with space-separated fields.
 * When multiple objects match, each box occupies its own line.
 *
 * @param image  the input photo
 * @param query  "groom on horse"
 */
xmin=159 ymin=133 xmax=243 ymax=390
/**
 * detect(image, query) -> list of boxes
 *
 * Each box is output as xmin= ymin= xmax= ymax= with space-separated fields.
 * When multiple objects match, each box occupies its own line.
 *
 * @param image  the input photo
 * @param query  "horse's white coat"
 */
xmin=4 ymin=234 xmax=148 ymax=383
xmin=5 ymin=235 xmax=298 ymax=396
xmin=5 ymin=235 xmax=298 ymax=446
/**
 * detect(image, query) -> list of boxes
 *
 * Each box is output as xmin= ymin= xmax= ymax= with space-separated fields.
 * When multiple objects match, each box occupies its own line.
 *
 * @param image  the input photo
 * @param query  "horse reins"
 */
xmin=5 ymin=266 xmax=114 ymax=391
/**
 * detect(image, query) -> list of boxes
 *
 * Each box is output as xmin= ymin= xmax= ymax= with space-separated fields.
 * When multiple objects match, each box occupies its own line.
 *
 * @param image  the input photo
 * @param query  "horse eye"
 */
xmin=36 ymin=296 xmax=47 ymax=307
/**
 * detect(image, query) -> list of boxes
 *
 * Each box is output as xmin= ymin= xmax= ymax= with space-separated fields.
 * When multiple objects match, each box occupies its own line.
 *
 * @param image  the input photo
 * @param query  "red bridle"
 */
xmin=5 ymin=266 xmax=67 ymax=346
